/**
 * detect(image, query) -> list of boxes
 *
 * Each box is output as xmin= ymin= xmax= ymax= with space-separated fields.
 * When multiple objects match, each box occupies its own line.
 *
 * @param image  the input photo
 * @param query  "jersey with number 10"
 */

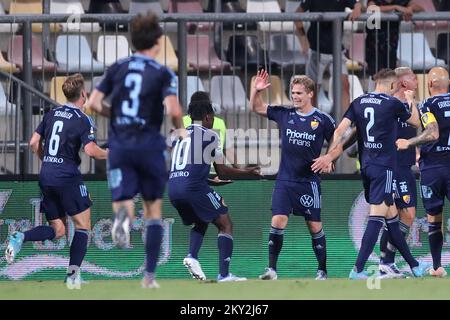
xmin=418 ymin=93 xmax=450 ymax=170
xmin=35 ymin=104 xmax=96 ymax=186
xmin=96 ymin=54 xmax=178 ymax=147
xmin=344 ymin=92 xmax=412 ymax=169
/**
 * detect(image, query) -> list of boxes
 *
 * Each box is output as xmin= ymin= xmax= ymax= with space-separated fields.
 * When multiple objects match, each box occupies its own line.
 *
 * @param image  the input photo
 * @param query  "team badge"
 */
xmin=402 ymin=195 xmax=410 ymax=204
xmin=311 ymin=120 xmax=319 ymax=130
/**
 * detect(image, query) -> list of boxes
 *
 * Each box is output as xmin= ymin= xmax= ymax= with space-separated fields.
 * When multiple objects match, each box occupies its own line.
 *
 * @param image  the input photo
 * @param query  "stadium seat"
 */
xmin=168 ymin=0 xmax=211 ymax=32
xmin=210 ymin=75 xmax=249 ymax=112
xmin=250 ymin=75 xmax=289 ymax=105
xmin=9 ymin=0 xmax=60 ymax=32
xmin=7 ymin=36 xmax=57 ymax=72
xmin=0 ymin=2 xmax=19 ymax=33
xmin=328 ymin=74 xmax=364 ymax=111
xmin=176 ymin=75 xmax=205 ymax=103
xmin=50 ymin=0 xmax=101 ymax=32
xmin=49 ymin=76 xmax=67 ymax=105
xmin=187 ymin=35 xmax=231 ymax=72
xmin=285 ymin=0 xmax=299 ymax=12
xmin=0 ymin=82 xmax=16 ymax=116
xmin=347 ymin=33 xmax=366 ymax=69
xmin=409 ymin=0 xmax=448 ymax=31
xmin=55 ymin=35 xmax=104 ymax=73
xmin=246 ymin=0 xmax=295 ymax=32
xmin=97 ymin=35 xmax=131 ymax=67
xmin=129 ymin=0 xmax=164 ymax=15
xmin=437 ymin=33 xmax=450 ymax=63
xmin=269 ymin=33 xmax=307 ymax=69
xmin=155 ymin=35 xmax=179 ymax=72
xmin=397 ymin=33 xmax=446 ymax=71
xmin=221 ymin=1 xmax=255 ymax=30
xmin=0 ymin=52 xmax=19 ymax=73
xmin=226 ymin=35 xmax=267 ymax=69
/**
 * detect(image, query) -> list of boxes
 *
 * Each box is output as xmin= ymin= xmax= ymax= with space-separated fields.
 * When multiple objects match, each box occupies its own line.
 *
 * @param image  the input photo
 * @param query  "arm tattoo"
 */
xmin=408 ymin=122 xmax=438 ymax=146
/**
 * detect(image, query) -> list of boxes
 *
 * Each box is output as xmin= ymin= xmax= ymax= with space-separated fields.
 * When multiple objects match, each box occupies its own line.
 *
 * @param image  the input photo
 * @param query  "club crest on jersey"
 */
xmin=311 ymin=120 xmax=319 ymax=130
xmin=402 ymin=195 xmax=410 ymax=204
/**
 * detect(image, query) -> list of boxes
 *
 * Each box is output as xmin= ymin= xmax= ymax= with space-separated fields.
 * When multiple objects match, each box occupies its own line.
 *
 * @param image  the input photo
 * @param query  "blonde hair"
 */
xmin=62 ymin=73 xmax=85 ymax=102
xmin=290 ymin=75 xmax=315 ymax=93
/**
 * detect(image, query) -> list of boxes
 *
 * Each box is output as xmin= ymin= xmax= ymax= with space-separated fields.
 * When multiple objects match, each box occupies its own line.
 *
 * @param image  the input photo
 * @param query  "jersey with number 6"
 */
xmin=35 ymin=104 xmax=96 ymax=186
xmin=418 ymin=93 xmax=450 ymax=170
xmin=344 ymin=92 xmax=412 ymax=169
xmin=96 ymin=54 xmax=177 ymax=148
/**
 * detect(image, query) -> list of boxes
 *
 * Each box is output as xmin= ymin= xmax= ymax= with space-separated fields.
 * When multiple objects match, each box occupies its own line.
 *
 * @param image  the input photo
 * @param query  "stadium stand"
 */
xmin=97 ymin=35 xmax=131 ymax=67
xmin=187 ymin=34 xmax=231 ymax=72
xmin=49 ymin=76 xmax=67 ymax=105
xmin=155 ymin=35 xmax=179 ymax=72
xmin=7 ymin=35 xmax=56 ymax=72
xmin=226 ymin=35 xmax=267 ymax=70
xmin=397 ymin=33 xmax=446 ymax=70
xmin=210 ymin=75 xmax=249 ymax=112
xmin=269 ymin=33 xmax=307 ymax=70
xmin=50 ymin=0 xmax=101 ymax=32
xmin=55 ymin=35 xmax=104 ymax=73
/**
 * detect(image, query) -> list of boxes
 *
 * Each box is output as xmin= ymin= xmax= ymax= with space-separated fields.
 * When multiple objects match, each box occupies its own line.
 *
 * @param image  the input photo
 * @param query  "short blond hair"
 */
xmin=291 ymin=75 xmax=315 ymax=93
xmin=62 ymin=73 xmax=85 ymax=102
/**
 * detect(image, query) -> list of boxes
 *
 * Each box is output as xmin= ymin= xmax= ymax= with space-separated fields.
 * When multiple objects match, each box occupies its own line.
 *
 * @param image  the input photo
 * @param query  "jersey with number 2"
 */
xmin=344 ymin=92 xmax=411 ymax=169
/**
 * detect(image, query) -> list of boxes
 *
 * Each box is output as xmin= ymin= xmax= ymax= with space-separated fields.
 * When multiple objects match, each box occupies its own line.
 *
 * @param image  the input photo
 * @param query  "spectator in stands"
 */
xmin=295 ymin=0 xmax=363 ymax=114
xmin=183 ymin=91 xmax=238 ymax=174
xmin=365 ymin=1 xmax=423 ymax=91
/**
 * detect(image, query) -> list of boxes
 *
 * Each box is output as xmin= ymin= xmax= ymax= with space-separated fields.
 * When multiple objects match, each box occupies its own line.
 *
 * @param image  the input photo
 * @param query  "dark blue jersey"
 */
xmin=168 ymin=124 xmax=222 ymax=193
xmin=268 ymin=106 xmax=335 ymax=182
xmin=418 ymin=93 xmax=450 ymax=170
xmin=96 ymin=54 xmax=177 ymax=148
xmin=397 ymin=102 xmax=417 ymax=167
xmin=35 ymin=104 xmax=96 ymax=186
xmin=344 ymin=93 xmax=411 ymax=169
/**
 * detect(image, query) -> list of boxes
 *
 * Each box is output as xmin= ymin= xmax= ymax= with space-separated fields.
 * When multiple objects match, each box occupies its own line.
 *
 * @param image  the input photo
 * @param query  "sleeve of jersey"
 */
xmin=96 ymin=65 xmax=115 ymax=95
xmin=35 ymin=116 xmax=46 ymax=136
xmin=211 ymin=133 xmax=224 ymax=163
xmin=324 ymin=114 xmax=336 ymax=142
xmin=396 ymin=100 xmax=412 ymax=123
xmin=80 ymin=116 xmax=97 ymax=146
xmin=343 ymin=103 xmax=355 ymax=123
xmin=162 ymin=68 xmax=178 ymax=99
xmin=266 ymin=105 xmax=284 ymax=122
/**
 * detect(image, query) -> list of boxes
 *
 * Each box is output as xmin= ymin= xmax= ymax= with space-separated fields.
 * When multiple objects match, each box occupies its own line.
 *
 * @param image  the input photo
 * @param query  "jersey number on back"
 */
xmin=48 ymin=120 xmax=64 ymax=156
xmin=171 ymin=137 xmax=192 ymax=171
xmin=121 ymin=73 xmax=142 ymax=117
xmin=364 ymin=107 xmax=375 ymax=142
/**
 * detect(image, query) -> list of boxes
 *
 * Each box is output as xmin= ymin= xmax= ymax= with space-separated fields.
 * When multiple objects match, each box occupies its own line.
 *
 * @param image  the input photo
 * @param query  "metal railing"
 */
xmin=0 ymin=12 xmax=450 ymax=174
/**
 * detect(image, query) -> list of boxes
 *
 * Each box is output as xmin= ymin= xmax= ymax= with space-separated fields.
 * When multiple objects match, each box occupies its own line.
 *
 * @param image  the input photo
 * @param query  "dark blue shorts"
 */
xmin=393 ymin=166 xmax=417 ymax=209
xmin=107 ymin=146 xmax=167 ymax=201
xmin=420 ymin=167 xmax=450 ymax=215
xmin=170 ymin=188 xmax=228 ymax=225
xmin=361 ymin=166 xmax=394 ymax=205
xmin=271 ymin=180 xmax=321 ymax=221
xmin=39 ymin=183 xmax=92 ymax=221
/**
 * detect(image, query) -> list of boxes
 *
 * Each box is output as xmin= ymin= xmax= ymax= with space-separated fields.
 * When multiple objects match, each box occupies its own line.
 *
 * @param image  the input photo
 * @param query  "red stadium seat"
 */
xmin=7 ymin=35 xmax=56 ymax=72
xmin=187 ymin=35 xmax=231 ymax=72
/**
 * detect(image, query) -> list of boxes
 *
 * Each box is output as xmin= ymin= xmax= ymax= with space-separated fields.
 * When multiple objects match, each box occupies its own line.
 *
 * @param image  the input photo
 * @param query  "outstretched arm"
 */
xmin=86 ymin=89 xmax=111 ymax=118
xmin=249 ymin=69 xmax=271 ymax=117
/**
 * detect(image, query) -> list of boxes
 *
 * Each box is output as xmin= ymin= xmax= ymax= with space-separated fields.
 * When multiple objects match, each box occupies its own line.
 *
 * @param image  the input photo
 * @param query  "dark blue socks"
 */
xmin=218 ymin=233 xmax=233 ymax=277
xmin=428 ymin=221 xmax=443 ymax=270
xmin=188 ymin=223 xmax=208 ymax=259
xmin=311 ymin=229 xmax=327 ymax=273
xmin=69 ymin=229 xmax=89 ymax=267
xmin=355 ymin=216 xmax=384 ymax=273
xmin=145 ymin=219 xmax=163 ymax=274
xmin=268 ymin=226 xmax=284 ymax=271
xmin=24 ymin=226 xmax=56 ymax=242
xmin=385 ymin=215 xmax=418 ymax=268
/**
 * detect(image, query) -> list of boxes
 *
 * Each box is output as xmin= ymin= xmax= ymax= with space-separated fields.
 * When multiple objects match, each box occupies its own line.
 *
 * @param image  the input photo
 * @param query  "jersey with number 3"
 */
xmin=96 ymin=54 xmax=177 ymax=147
xmin=35 ymin=105 xmax=96 ymax=186
xmin=344 ymin=92 xmax=412 ymax=169
xmin=418 ymin=93 xmax=450 ymax=170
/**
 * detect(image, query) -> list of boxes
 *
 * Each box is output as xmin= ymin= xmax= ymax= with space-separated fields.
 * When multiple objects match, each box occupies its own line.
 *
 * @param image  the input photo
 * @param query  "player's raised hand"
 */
xmin=311 ymin=154 xmax=333 ymax=173
xmin=254 ymin=69 xmax=271 ymax=92
xmin=404 ymin=89 xmax=415 ymax=103
xmin=396 ymin=138 xmax=411 ymax=150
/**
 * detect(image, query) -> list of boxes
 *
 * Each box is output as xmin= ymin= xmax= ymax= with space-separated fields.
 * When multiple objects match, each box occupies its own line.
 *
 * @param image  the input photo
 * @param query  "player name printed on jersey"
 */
xmin=54 ymin=110 xmax=73 ymax=119
xmin=437 ymin=100 xmax=450 ymax=108
xmin=360 ymin=97 xmax=382 ymax=105
xmin=286 ymin=128 xmax=317 ymax=147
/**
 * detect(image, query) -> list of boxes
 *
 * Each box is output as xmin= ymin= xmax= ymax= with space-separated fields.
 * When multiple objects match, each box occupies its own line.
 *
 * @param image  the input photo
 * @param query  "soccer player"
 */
xmin=312 ymin=68 xmax=431 ymax=279
xmin=396 ymin=67 xmax=448 ymax=277
xmin=378 ymin=67 xmax=419 ymax=277
xmin=87 ymin=11 xmax=184 ymax=288
xmin=250 ymin=70 xmax=336 ymax=281
xmin=4 ymin=74 xmax=107 ymax=288
xmin=168 ymin=96 xmax=260 ymax=282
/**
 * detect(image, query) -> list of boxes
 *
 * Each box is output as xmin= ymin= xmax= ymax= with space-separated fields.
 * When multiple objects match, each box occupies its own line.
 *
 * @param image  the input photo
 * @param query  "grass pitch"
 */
xmin=0 ymin=278 xmax=449 ymax=300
